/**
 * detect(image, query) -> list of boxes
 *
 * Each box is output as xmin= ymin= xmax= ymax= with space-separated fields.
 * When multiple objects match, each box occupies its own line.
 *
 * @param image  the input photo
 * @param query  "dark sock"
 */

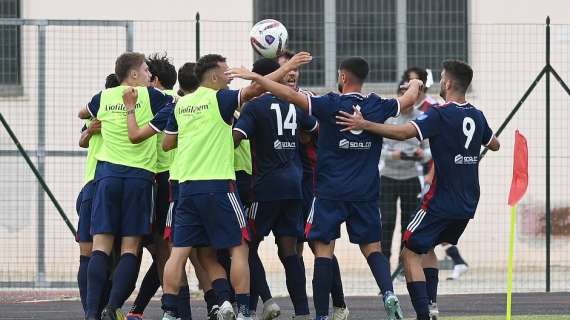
xmin=249 ymin=271 xmax=260 ymax=312
xmin=424 ymin=268 xmax=439 ymax=304
xmin=204 ymin=289 xmax=218 ymax=312
xmin=283 ymin=255 xmax=309 ymax=315
xmin=98 ymin=279 xmax=112 ymax=317
xmin=212 ymin=278 xmax=231 ymax=305
xmin=78 ymin=255 xmax=90 ymax=312
xmin=216 ymin=251 xmax=235 ymax=303
xmin=249 ymin=250 xmax=272 ymax=302
xmin=86 ymin=250 xmax=109 ymax=318
xmin=445 ymin=246 xmax=467 ymax=265
xmin=407 ymin=282 xmax=430 ymax=320
xmin=178 ymin=285 xmax=192 ymax=320
xmin=313 ymin=257 xmax=333 ymax=318
xmin=236 ymin=293 xmax=250 ymax=317
xmin=366 ymin=252 xmax=394 ymax=296
xmin=161 ymin=293 xmax=179 ymax=316
xmin=130 ymin=261 xmax=160 ymax=314
xmin=108 ymin=253 xmax=139 ymax=309
xmin=330 ymin=255 xmax=346 ymax=308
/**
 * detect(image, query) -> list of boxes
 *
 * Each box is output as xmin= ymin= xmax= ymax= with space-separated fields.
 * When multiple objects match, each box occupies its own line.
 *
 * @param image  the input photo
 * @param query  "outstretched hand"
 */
xmin=336 ymin=106 xmax=367 ymax=132
xmin=285 ymin=51 xmax=313 ymax=70
xmin=226 ymin=67 xmax=259 ymax=81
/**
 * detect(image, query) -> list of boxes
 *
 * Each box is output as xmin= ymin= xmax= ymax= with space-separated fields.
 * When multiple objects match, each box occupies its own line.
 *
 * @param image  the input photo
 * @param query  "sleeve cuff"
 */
xmin=308 ymin=121 xmax=318 ymax=132
xmin=237 ymin=89 xmax=243 ymax=109
xmin=393 ymin=99 xmax=401 ymax=118
xmin=307 ymin=95 xmax=313 ymax=116
xmin=484 ymin=133 xmax=495 ymax=147
xmin=233 ymin=127 xmax=248 ymax=139
xmin=149 ymin=122 xmax=161 ymax=133
xmin=164 ymin=130 xmax=178 ymax=135
xmin=409 ymin=121 xmax=424 ymax=141
xmin=87 ymin=105 xmax=95 ymax=118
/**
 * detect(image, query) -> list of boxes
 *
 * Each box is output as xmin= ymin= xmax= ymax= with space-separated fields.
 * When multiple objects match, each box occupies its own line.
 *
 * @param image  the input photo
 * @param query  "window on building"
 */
xmin=406 ymin=0 xmax=469 ymax=83
xmin=254 ymin=0 xmax=325 ymax=87
xmin=0 ymin=0 xmax=21 ymax=96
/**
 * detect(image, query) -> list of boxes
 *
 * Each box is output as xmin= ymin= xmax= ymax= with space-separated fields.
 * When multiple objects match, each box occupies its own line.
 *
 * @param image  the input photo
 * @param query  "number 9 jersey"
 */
xmin=410 ymin=101 xmax=495 ymax=220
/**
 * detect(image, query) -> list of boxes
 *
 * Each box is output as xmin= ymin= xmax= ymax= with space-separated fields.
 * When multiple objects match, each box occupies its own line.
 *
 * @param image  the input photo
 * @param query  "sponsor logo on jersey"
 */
xmin=274 ymin=139 xmax=296 ymax=150
xmin=178 ymin=104 xmax=209 ymax=114
xmin=454 ymin=154 xmax=478 ymax=165
xmin=104 ymin=102 xmax=142 ymax=113
xmin=338 ymin=138 xmax=371 ymax=150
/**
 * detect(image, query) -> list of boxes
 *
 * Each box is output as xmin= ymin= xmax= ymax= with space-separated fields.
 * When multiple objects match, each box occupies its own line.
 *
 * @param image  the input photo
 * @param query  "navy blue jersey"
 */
xmin=411 ymin=101 xmax=494 ymax=219
xmin=309 ymin=92 xmax=400 ymax=201
xmin=235 ymin=93 xmax=318 ymax=201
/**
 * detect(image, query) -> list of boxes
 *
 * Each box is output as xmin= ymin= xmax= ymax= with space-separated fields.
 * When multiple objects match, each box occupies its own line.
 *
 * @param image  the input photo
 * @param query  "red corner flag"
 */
xmin=508 ymin=130 xmax=528 ymax=206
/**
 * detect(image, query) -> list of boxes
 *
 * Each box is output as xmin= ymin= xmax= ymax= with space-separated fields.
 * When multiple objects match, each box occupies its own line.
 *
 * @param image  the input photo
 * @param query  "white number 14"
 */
xmin=271 ymin=103 xmax=297 ymax=136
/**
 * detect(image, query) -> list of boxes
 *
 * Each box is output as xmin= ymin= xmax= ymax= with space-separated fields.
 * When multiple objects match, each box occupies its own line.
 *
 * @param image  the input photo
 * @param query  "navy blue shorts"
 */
xmin=164 ymin=180 xmax=179 ymax=242
xmin=403 ymin=208 xmax=470 ymax=254
xmin=75 ymin=181 xmax=96 ymax=242
xmin=173 ymin=189 xmax=249 ymax=249
xmin=305 ymin=198 xmax=381 ymax=244
xmin=248 ymin=199 xmax=304 ymax=239
xmin=236 ymin=170 xmax=252 ymax=209
xmin=91 ymin=176 xmax=153 ymax=236
xmin=152 ymin=171 xmax=170 ymax=235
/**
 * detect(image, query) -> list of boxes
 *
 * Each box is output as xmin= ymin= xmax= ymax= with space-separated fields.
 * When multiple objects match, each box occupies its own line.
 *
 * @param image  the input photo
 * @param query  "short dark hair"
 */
xmin=147 ymin=53 xmax=177 ymax=89
xmin=403 ymin=66 xmax=428 ymax=84
xmin=115 ymin=52 xmax=146 ymax=83
xmin=252 ymin=58 xmax=280 ymax=76
xmin=442 ymin=60 xmax=473 ymax=93
xmin=194 ymin=54 xmax=226 ymax=82
xmin=178 ymin=62 xmax=199 ymax=93
xmin=397 ymin=79 xmax=408 ymax=95
xmin=277 ymin=49 xmax=295 ymax=61
xmin=339 ymin=57 xmax=369 ymax=83
xmin=105 ymin=73 xmax=120 ymax=89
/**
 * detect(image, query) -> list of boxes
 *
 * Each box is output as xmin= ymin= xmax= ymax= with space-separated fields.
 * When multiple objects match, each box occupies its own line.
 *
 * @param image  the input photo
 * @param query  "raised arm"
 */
xmin=336 ymin=107 xmax=418 ymax=141
xmin=78 ymin=119 xmax=101 ymax=148
xmin=396 ymin=79 xmax=424 ymax=114
xmin=238 ymin=52 xmax=313 ymax=105
xmin=123 ymin=87 xmax=161 ymax=144
xmin=227 ymin=67 xmax=310 ymax=113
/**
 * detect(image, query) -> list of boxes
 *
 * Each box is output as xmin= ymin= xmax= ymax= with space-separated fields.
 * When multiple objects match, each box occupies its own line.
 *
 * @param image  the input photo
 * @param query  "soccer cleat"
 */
xmin=332 ymin=306 xmax=349 ymax=320
xmin=447 ymin=264 xmax=469 ymax=280
xmin=217 ymin=301 xmax=236 ymax=320
xmin=209 ymin=305 xmax=220 ymax=320
xmin=126 ymin=312 xmax=144 ymax=320
xmin=101 ymin=306 xmax=127 ymax=320
xmin=237 ymin=313 xmax=253 ymax=320
xmin=261 ymin=298 xmax=281 ymax=320
xmin=428 ymin=302 xmax=439 ymax=320
xmin=383 ymin=292 xmax=404 ymax=320
xmin=161 ymin=310 xmax=178 ymax=320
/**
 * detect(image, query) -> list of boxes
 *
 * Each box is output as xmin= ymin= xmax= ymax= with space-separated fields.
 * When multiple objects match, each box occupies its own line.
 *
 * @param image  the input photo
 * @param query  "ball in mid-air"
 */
xmin=249 ymin=19 xmax=288 ymax=58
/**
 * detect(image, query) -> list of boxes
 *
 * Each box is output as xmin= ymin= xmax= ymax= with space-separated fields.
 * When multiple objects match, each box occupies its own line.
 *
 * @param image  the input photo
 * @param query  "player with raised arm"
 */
xmin=227 ymin=56 xmax=422 ymax=320
xmin=336 ymin=60 xmax=500 ymax=320
xmin=159 ymin=52 xmax=312 ymax=320
xmin=77 ymin=52 xmax=174 ymax=320
xmin=233 ymin=58 xmax=315 ymax=320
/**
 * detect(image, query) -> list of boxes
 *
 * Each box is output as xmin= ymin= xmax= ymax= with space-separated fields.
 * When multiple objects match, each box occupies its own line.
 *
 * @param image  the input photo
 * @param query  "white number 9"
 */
xmin=463 ymin=117 xmax=475 ymax=149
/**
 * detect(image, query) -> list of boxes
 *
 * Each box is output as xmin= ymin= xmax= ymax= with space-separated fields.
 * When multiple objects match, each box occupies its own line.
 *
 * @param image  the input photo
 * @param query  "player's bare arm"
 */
xmin=78 ymin=105 xmax=92 ymax=119
xmin=486 ymin=136 xmax=500 ymax=151
xmin=232 ymin=130 xmax=246 ymax=148
xmin=78 ymin=119 xmax=101 ymax=148
xmin=228 ymin=67 xmax=310 ymax=113
xmin=162 ymin=132 xmax=177 ymax=151
xmin=123 ymin=87 xmax=159 ymax=144
xmin=238 ymin=52 xmax=312 ymax=106
xmin=396 ymin=79 xmax=424 ymax=113
xmin=336 ymin=107 xmax=418 ymax=140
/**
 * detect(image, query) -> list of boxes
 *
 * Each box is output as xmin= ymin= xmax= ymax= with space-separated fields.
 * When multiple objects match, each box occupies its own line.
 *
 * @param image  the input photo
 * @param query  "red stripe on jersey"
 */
xmin=421 ymin=173 xmax=437 ymax=210
xmin=163 ymin=227 xmax=172 ymax=242
xmin=241 ymin=227 xmax=251 ymax=242
xmin=304 ymin=222 xmax=312 ymax=238
xmin=403 ymin=229 xmax=413 ymax=244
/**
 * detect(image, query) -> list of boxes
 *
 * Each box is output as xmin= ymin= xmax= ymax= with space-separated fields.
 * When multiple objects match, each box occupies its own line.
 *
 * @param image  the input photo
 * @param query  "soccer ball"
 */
xmin=249 ymin=19 xmax=288 ymax=58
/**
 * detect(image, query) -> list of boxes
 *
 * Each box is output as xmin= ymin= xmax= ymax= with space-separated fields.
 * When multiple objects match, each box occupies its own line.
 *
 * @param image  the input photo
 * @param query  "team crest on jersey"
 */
xmin=274 ymin=139 xmax=296 ymax=150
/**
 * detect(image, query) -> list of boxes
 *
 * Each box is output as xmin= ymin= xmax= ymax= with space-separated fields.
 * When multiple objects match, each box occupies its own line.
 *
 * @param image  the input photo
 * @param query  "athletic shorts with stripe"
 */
xmin=173 ymin=184 xmax=250 ymax=249
xmin=305 ymin=197 xmax=381 ymax=244
xmin=164 ymin=180 xmax=179 ymax=242
xmin=403 ymin=208 xmax=470 ymax=254
xmin=152 ymin=171 xmax=170 ymax=236
xmin=248 ymin=200 xmax=304 ymax=240
xmin=75 ymin=181 xmax=95 ymax=242
xmin=91 ymin=177 xmax=153 ymax=236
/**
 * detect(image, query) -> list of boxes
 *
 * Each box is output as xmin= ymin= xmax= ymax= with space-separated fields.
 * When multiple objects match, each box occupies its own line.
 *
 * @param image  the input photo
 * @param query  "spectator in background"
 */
xmin=379 ymin=80 xmax=431 ymax=262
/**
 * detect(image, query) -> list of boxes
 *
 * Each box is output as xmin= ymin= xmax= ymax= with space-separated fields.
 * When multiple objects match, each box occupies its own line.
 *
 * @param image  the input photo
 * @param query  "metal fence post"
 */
xmin=545 ymin=16 xmax=551 ymax=293
xmin=36 ymin=21 xmax=47 ymax=287
xmin=195 ymin=12 xmax=200 ymax=61
xmin=324 ymin=0 xmax=336 ymax=89
xmin=126 ymin=20 xmax=134 ymax=52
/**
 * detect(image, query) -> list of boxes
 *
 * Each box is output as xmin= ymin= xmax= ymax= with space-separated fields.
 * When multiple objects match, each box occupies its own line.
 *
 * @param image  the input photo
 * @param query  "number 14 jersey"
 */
xmin=410 ymin=101 xmax=494 ymax=220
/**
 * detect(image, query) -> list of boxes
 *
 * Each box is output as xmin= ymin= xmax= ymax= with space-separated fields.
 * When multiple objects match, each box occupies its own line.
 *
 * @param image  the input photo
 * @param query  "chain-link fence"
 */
xmin=0 ymin=17 xmax=569 ymax=298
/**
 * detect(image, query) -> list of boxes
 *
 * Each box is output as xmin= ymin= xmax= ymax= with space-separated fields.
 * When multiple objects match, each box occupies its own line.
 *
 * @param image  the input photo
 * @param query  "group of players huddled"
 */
xmin=76 ymin=50 xmax=500 ymax=320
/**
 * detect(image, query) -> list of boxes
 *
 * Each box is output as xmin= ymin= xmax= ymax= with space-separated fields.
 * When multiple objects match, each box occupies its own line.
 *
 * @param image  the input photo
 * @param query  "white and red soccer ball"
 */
xmin=249 ymin=19 xmax=288 ymax=58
